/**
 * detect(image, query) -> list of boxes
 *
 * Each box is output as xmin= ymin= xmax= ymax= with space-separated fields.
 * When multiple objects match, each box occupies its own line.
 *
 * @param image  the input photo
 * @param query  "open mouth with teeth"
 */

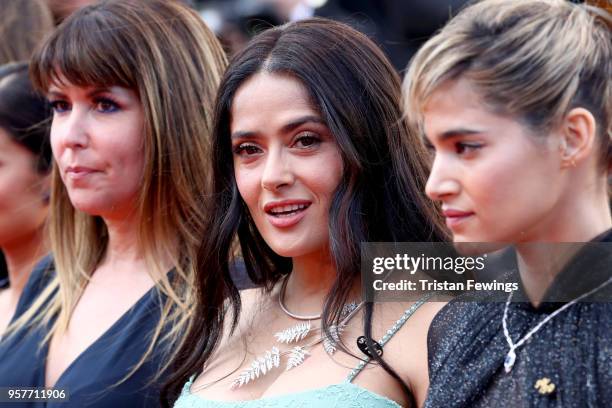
xmin=267 ymin=203 xmax=311 ymax=217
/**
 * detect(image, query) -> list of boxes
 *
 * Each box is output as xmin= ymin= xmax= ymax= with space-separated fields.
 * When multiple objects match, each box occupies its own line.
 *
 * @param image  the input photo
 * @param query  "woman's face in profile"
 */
xmin=230 ymin=72 xmax=343 ymax=258
xmin=423 ymin=77 xmax=564 ymax=243
xmin=48 ymin=82 xmax=145 ymax=220
xmin=0 ymin=128 xmax=48 ymax=246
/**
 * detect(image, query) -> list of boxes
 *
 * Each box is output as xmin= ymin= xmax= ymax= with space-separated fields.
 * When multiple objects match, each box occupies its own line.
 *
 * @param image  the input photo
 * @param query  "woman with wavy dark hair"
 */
xmin=164 ymin=18 xmax=448 ymax=408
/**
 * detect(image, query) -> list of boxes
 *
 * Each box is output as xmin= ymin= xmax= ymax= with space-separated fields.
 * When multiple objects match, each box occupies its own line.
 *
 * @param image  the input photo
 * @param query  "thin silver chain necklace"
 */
xmin=502 ymin=276 xmax=612 ymax=373
xmin=277 ymin=275 xmax=323 ymax=320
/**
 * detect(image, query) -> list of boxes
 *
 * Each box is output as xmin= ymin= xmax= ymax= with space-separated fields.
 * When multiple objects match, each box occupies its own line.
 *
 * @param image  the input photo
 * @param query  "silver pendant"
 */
xmin=504 ymin=349 xmax=516 ymax=373
xmin=286 ymin=346 xmax=309 ymax=371
xmin=322 ymin=324 xmax=345 ymax=355
xmin=274 ymin=321 xmax=311 ymax=344
xmin=231 ymin=347 xmax=281 ymax=389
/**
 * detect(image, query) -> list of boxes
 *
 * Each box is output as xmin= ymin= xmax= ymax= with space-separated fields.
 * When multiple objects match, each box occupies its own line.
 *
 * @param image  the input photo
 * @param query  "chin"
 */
xmin=70 ymin=202 xmax=104 ymax=216
xmin=67 ymin=194 xmax=111 ymax=216
xmin=453 ymin=241 xmax=509 ymax=256
xmin=268 ymin=245 xmax=306 ymax=259
xmin=265 ymin=238 xmax=322 ymax=259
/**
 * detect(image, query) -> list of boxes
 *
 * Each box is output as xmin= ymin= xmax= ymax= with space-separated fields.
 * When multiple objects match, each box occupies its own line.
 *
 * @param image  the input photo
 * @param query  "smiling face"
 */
xmin=423 ymin=78 xmax=565 ymax=243
xmin=0 ymin=128 xmax=48 ymax=247
xmin=48 ymin=82 xmax=145 ymax=220
xmin=231 ymin=72 xmax=343 ymax=258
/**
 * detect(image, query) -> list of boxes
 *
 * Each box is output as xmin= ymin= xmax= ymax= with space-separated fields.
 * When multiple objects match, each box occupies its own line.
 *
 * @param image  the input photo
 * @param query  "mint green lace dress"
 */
xmin=174 ymin=298 xmax=430 ymax=408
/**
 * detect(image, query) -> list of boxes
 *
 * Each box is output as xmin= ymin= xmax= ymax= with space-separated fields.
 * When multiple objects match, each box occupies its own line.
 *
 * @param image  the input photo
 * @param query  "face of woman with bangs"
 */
xmin=47 ymin=81 xmax=145 ymax=221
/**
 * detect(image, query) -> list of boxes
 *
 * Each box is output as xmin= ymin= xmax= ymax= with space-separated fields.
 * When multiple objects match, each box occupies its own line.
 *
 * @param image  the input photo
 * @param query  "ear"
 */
xmin=558 ymin=107 xmax=597 ymax=168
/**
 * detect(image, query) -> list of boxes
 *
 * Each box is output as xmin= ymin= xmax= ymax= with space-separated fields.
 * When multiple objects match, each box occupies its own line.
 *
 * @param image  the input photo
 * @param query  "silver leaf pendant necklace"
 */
xmin=230 ymin=276 xmax=362 ymax=389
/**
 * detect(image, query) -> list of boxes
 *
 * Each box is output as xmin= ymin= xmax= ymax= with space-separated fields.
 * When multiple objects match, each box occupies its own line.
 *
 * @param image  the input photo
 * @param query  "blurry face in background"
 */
xmin=48 ymin=82 xmax=145 ymax=220
xmin=423 ymin=78 xmax=564 ymax=243
xmin=0 ymin=128 xmax=48 ymax=247
xmin=231 ymin=72 xmax=343 ymax=258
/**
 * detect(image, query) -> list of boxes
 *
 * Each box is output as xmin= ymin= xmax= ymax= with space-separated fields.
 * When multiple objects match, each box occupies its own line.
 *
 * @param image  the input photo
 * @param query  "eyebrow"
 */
xmin=434 ymin=128 xmax=484 ymax=141
xmin=231 ymin=115 xmax=326 ymax=140
xmin=47 ymin=87 xmax=113 ymax=99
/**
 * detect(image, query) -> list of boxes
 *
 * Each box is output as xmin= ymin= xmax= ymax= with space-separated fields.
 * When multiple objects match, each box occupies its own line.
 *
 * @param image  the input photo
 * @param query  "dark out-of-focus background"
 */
xmin=192 ymin=0 xmax=472 ymax=71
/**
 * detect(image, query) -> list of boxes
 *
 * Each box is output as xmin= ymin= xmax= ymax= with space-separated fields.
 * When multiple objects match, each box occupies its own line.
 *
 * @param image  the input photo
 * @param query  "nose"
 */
xmin=425 ymin=154 xmax=460 ymax=201
xmin=52 ymin=107 xmax=89 ymax=150
xmin=261 ymin=146 xmax=294 ymax=192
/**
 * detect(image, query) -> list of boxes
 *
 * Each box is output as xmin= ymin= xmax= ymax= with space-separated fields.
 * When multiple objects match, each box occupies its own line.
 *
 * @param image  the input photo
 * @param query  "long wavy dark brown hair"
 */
xmin=163 ymin=18 xmax=449 ymax=406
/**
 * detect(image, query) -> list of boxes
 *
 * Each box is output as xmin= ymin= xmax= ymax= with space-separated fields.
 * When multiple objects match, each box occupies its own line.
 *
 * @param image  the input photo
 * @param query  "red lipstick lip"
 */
xmin=263 ymin=199 xmax=312 ymax=228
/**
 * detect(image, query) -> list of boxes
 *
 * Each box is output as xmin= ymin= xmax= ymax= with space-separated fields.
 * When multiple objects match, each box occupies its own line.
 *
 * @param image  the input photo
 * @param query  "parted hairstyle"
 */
xmin=403 ymin=0 xmax=612 ymax=175
xmin=0 ymin=62 xmax=51 ymax=173
xmin=9 ymin=0 xmax=227 ymax=382
xmin=163 ymin=18 xmax=449 ymax=405
xmin=0 ymin=0 xmax=54 ymax=65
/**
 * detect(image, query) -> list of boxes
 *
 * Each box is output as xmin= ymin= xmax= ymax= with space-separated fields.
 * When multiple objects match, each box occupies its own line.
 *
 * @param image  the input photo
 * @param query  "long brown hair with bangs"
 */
xmin=8 ymin=0 xmax=227 ymax=381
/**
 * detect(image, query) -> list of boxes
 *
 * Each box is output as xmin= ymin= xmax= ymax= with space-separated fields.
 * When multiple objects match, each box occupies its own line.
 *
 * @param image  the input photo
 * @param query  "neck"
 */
xmin=515 ymin=195 xmax=611 ymax=305
xmin=2 ymin=228 xmax=48 ymax=294
xmin=283 ymin=251 xmax=341 ymax=316
xmin=515 ymin=243 xmax=580 ymax=306
xmin=100 ymin=214 xmax=146 ymax=273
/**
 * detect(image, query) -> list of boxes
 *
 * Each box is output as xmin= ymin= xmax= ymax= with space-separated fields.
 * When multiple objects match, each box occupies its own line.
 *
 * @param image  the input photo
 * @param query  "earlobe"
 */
xmin=559 ymin=107 xmax=596 ymax=168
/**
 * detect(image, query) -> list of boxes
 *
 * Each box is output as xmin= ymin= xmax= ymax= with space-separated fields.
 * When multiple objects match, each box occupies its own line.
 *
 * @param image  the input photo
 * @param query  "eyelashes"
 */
xmin=232 ymin=132 xmax=323 ymax=158
xmin=48 ymin=100 xmax=69 ymax=113
xmin=233 ymin=142 xmax=261 ymax=156
xmin=454 ymin=142 xmax=483 ymax=155
xmin=292 ymin=133 xmax=321 ymax=149
xmin=94 ymin=97 xmax=121 ymax=113
xmin=48 ymin=96 xmax=122 ymax=114
xmin=423 ymin=140 xmax=484 ymax=156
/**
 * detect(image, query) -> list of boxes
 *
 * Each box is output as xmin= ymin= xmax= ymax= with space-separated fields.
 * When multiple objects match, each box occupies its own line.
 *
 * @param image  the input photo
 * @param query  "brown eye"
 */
xmin=233 ymin=143 xmax=262 ymax=156
xmin=455 ymin=142 xmax=483 ymax=155
xmin=293 ymin=134 xmax=321 ymax=148
xmin=94 ymin=97 xmax=120 ymax=113
xmin=49 ymin=100 xmax=70 ymax=113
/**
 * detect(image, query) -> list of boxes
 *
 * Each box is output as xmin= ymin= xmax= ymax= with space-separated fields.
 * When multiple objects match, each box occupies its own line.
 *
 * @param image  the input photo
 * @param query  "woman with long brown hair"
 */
xmin=164 ymin=18 xmax=448 ymax=408
xmin=0 ymin=1 xmax=226 ymax=406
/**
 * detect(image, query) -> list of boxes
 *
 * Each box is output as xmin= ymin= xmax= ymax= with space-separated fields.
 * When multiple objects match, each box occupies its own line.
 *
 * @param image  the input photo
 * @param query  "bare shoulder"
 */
xmin=370 ymin=300 xmax=448 ymax=406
